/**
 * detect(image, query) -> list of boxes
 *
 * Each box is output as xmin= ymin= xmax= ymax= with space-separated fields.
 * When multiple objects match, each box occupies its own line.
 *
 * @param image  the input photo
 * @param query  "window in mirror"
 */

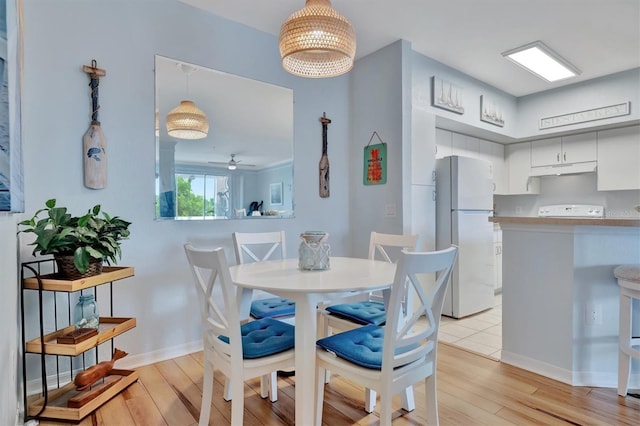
xmin=155 ymin=55 xmax=294 ymax=220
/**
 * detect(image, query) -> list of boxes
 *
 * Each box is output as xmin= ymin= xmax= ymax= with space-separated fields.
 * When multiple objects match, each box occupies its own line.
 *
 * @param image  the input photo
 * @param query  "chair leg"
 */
xmin=269 ymin=372 xmax=278 ymax=402
xmin=199 ymin=361 xmax=214 ymax=426
xmin=618 ymin=293 xmax=632 ymax=396
xmin=619 ymin=350 xmax=631 ymax=396
xmin=364 ymin=388 xmax=376 ymax=413
xmin=379 ymin=391 xmax=393 ymax=426
xmin=425 ymin=374 xmax=439 ymax=426
xmin=318 ymin=315 xmax=331 ymax=383
xmin=223 ymin=377 xmax=232 ymax=401
xmin=260 ymin=374 xmax=269 ymax=399
xmin=315 ymin=367 xmax=326 ymax=426
xmin=231 ymin=376 xmax=244 ymax=426
xmin=400 ymin=385 xmax=415 ymax=412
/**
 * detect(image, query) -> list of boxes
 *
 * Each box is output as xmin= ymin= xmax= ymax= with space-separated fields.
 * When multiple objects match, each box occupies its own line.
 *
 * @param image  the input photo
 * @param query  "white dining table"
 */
xmin=229 ymin=256 xmax=397 ymax=425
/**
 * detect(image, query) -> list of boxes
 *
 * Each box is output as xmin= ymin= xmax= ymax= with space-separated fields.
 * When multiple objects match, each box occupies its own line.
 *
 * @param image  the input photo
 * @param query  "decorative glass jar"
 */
xmin=298 ymin=231 xmax=330 ymax=270
xmin=74 ymin=294 xmax=100 ymax=329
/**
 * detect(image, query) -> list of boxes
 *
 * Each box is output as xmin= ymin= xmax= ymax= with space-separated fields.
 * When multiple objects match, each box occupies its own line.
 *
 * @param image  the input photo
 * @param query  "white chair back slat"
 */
xmin=366 ymin=232 xmax=421 ymax=306
xmin=233 ymin=231 xmax=287 ymax=264
xmin=184 ymin=245 xmax=242 ymax=361
xmin=382 ymin=246 xmax=458 ymax=375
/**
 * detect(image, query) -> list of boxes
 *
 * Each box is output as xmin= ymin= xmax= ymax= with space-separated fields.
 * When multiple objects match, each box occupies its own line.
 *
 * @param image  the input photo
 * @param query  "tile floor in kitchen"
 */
xmin=438 ymin=293 xmax=502 ymax=360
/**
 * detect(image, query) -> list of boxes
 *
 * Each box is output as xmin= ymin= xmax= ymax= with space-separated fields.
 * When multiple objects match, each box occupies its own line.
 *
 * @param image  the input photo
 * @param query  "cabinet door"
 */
xmin=561 ymin=132 xmax=596 ymax=164
xmin=597 ymin=126 xmax=640 ymax=191
xmin=531 ymin=137 xmax=561 ymax=167
xmin=435 ymin=128 xmax=452 ymax=159
xmin=506 ymin=142 xmax=540 ymax=194
xmin=477 ymin=139 xmax=506 ymax=194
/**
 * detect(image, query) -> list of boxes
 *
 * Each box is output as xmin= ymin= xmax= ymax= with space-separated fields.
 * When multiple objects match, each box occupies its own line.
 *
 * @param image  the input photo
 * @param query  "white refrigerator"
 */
xmin=436 ymin=155 xmax=495 ymax=318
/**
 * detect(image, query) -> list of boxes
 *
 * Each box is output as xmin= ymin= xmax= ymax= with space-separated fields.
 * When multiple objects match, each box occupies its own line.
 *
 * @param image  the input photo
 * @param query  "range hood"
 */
xmin=529 ymin=161 xmax=597 ymax=177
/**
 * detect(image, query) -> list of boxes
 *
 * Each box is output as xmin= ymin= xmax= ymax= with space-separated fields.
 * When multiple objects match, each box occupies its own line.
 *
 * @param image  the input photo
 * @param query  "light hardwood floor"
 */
xmin=36 ymin=343 xmax=639 ymax=426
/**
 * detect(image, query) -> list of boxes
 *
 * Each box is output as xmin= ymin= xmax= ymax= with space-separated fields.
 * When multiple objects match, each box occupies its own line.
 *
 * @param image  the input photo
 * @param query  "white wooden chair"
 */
xmin=319 ymin=231 xmax=421 ymax=412
xmin=315 ymin=246 xmax=458 ymax=426
xmin=184 ymin=244 xmax=295 ymax=426
xmin=232 ymin=231 xmax=296 ymax=320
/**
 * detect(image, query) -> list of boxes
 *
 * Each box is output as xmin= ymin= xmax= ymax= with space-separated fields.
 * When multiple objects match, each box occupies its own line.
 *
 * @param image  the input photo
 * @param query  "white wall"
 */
xmin=517 ymin=69 xmax=640 ymax=138
xmin=0 ymin=214 xmax=19 ymax=426
xmin=18 ymin=0 xmax=351 ymax=389
xmin=411 ymin=50 xmax=519 ymax=141
xmin=349 ymin=41 xmax=406 ymax=258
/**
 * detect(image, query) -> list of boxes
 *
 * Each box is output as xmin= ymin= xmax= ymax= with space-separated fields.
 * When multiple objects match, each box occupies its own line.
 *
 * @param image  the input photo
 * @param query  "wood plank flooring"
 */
xmin=36 ymin=343 xmax=640 ymax=425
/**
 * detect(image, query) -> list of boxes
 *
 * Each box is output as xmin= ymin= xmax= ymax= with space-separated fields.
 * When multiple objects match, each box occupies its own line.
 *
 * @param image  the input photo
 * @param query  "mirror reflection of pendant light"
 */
xmin=228 ymin=154 xmax=238 ymax=170
xmin=279 ymin=0 xmax=356 ymax=78
xmin=166 ymin=63 xmax=209 ymax=139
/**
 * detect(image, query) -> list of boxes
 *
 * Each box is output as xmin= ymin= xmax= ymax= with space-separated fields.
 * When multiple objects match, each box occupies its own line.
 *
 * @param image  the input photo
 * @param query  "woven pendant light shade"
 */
xmin=279 ymin=0 xmax=356 ymax=78
xmin=166 ymin=100 xmax=209 ymax=140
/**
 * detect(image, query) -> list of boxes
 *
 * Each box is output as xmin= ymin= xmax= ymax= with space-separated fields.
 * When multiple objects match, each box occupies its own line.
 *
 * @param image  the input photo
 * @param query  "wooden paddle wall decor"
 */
xmin=82 ymin=60 xmax=107 ymax=189
xmin=319 ymin=112 xmax=331 ymax=198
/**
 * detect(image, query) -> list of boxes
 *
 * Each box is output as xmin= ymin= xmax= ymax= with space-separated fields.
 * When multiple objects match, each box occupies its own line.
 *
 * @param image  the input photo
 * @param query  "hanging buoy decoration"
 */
xmin=82 ymin=59 xmax=107 ymax=189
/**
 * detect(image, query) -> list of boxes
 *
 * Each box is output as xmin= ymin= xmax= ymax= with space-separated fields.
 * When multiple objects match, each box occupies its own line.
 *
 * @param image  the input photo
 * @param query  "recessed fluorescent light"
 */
xmin=502 ymin=41 xmax=580 ymax=82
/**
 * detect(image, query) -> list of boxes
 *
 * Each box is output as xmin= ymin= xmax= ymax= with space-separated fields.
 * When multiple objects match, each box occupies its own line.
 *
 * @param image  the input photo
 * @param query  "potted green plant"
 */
xmin=18 ymin=199 xmax=131 ymax=279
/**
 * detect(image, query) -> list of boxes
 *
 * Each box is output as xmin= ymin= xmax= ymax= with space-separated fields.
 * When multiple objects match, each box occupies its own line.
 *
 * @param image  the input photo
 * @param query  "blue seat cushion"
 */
xmin=219 ymin=318 xmax=295 ymax=359
xmin=316 ymin=324 xmax=417 ymax=369
xmin=250 ymin=297 xmax=296 ymax=319
xmin=325 ymin=301 xmax=386 ymax=326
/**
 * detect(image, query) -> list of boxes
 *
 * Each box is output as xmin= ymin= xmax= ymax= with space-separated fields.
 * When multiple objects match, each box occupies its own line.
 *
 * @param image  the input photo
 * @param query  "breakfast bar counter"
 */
xmin=492 ymin=216 xmax=640 ymax=389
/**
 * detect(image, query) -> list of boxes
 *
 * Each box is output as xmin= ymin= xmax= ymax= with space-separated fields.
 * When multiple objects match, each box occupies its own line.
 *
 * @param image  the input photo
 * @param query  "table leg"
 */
xmin=237 ymin=288 xmax=253 ymax=321
xmin=293 ymin=293 xmax=319 ymax=425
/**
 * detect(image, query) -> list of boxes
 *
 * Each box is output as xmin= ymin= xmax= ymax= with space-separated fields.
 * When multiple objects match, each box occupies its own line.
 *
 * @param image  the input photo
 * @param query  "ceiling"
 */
xmin=181 ymin=0 xmax=640 ymax=97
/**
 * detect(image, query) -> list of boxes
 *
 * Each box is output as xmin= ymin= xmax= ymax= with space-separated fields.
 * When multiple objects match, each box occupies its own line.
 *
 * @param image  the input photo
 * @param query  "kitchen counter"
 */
xmin=490 ymin=216 xmax=640 ymax=227
xmin=498 ymin=219 xmax=640 ymax=389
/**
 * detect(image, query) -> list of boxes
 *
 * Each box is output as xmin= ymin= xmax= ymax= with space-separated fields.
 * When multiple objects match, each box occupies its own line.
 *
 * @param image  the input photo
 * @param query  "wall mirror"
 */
xmin=155 ymin=55 xmax=294 ymax=220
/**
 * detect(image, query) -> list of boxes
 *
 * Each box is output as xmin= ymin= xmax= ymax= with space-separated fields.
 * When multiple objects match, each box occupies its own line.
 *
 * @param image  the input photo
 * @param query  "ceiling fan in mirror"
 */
xmin=208 ymin=154 xmax=256 ymax=170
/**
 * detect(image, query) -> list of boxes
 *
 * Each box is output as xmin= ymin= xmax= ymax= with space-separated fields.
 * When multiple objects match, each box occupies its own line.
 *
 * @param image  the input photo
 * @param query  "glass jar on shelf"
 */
xmin=74 ymin=294 xmax=100 ymax=329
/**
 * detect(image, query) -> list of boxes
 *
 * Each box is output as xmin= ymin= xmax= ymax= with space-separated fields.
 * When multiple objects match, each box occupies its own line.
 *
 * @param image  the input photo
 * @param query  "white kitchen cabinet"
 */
xmin=531 ymin=133 xmax=596 ymax=167
xmin=505 ymin=142 xmax=540 ymax=194
xmin=452 ymin=132 xmax=479 ymax=157
xmin=435 ymin=128 xmax=452 ymax=159
xmin=477 ymin=138 xmax=507 ymax=194
xmin=597 ymin=125 xmax=640 ymax=191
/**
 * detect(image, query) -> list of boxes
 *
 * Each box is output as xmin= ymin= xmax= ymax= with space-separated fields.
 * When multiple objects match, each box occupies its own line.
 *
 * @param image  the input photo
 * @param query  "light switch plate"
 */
xmin=384 ymin=203 xmax=396 ymax=218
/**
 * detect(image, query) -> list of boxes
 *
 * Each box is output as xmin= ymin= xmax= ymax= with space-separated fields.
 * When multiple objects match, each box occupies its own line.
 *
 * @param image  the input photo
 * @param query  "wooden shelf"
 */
xmin=27 ymin=369 xmax=138 ymax=421
xmin=25 ymin=317 xmax=136 ymax=356
xmin=23 ymin=266 xmax=135 ymax=292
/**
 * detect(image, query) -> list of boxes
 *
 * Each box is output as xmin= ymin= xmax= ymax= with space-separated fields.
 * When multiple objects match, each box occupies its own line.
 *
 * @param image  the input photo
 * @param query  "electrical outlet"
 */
xmin=515 ymin=206 xmax=522 ymax=214
xmin=585 ymin=303 xmax=603 ymax=325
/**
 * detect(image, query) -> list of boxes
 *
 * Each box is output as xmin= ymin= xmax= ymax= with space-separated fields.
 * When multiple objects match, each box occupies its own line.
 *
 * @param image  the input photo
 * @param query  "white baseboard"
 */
xmin=116 ymin=339 xmax=203 ymax=370
xmin=500 ymin=350 xmax=573 ymax=385
xmin=26 ymin=339 xmax=203 ymax=396
xmin=501 ymin=350 xmax=640 ymax=388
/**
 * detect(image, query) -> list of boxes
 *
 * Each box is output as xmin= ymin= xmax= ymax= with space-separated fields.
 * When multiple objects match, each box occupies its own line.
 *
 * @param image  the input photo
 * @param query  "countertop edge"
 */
xmin=489 ymin=216 xmax=640 ymax=227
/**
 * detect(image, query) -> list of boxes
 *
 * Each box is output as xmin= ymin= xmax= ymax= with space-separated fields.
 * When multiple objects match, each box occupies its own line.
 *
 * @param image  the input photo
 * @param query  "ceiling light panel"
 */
xmin=502 ymin=41 xmax=580 ymax=82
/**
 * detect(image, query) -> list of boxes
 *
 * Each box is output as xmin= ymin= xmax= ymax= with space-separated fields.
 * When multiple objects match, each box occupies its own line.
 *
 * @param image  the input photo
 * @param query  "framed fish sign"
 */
xmin=363 ymin=133 xmax=387 ymax=185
